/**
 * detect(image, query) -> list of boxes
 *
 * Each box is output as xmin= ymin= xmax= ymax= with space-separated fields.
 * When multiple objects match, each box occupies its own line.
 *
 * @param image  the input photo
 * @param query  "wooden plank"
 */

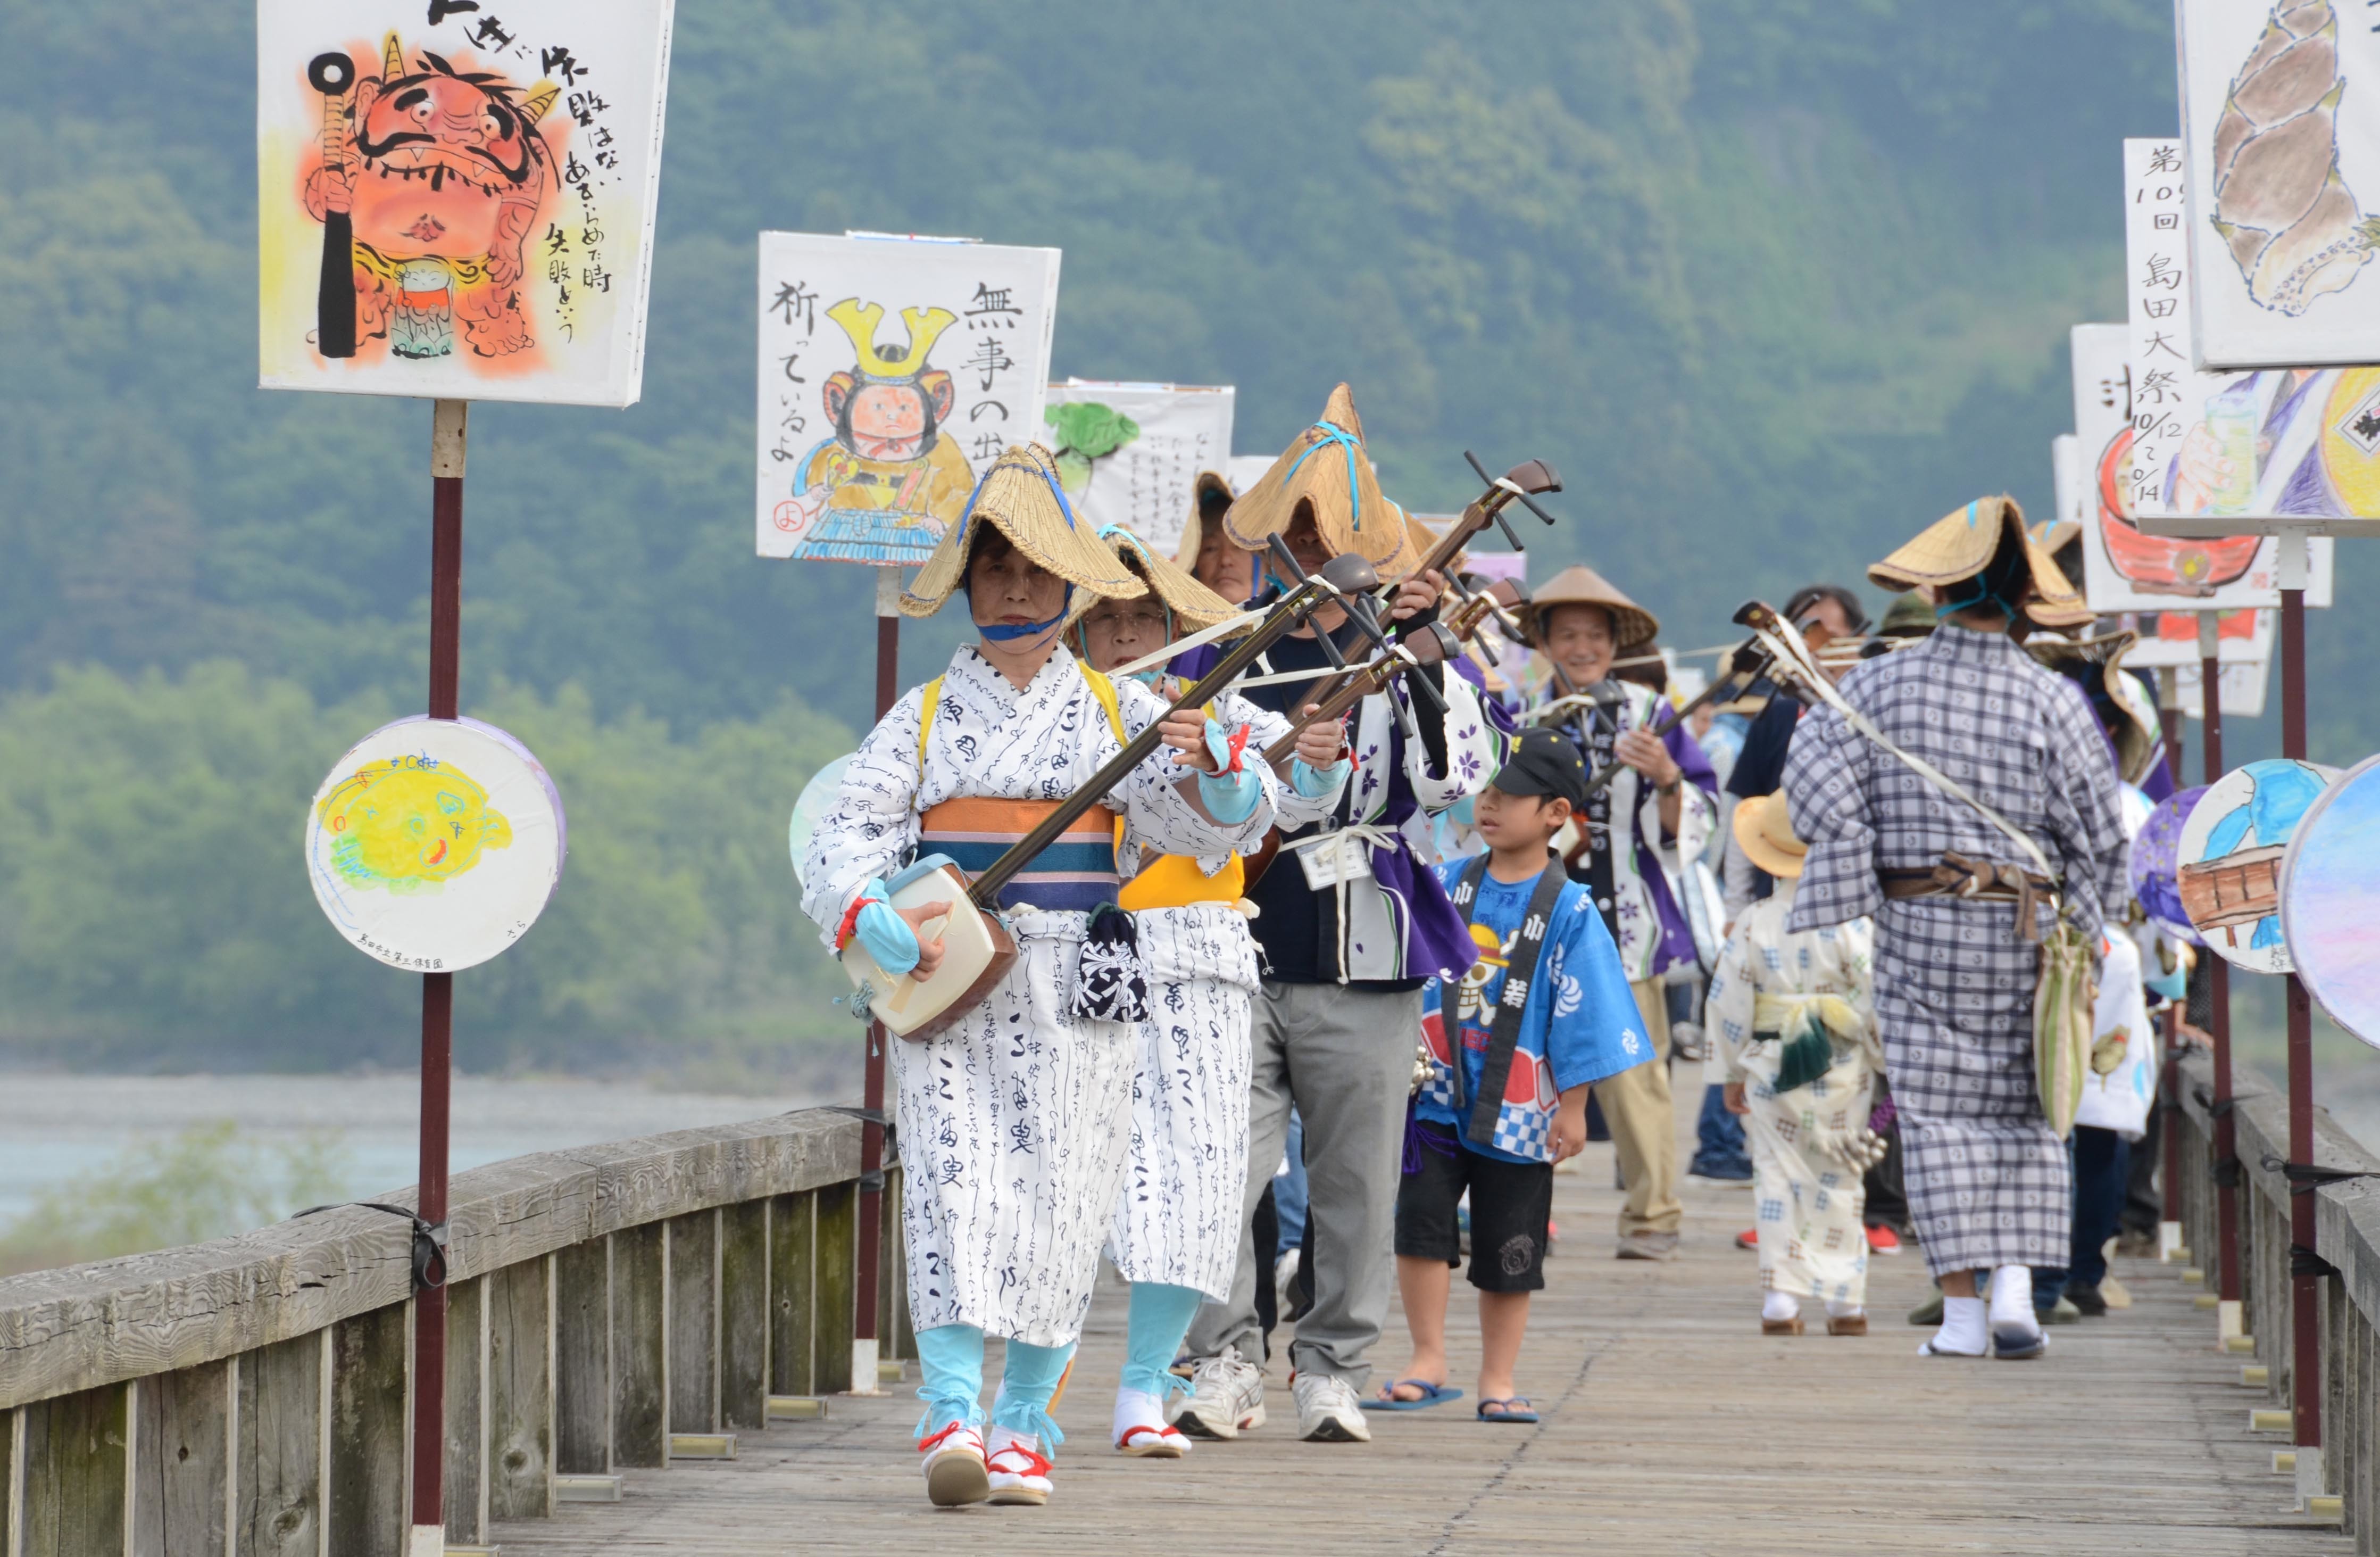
xmin=886 ymin=1167 xmax=915 ymax=1365
xmin=551 ymin=1241 xmax=607 ymax=1478
xmin=717 ymin=1204 xmax=768 ymax=1434
xmin=485 ymin=1260 xmax=552 ymax=1521
xmin=610 ymin=1225 xmax=667 ymax=1471
xmin=665 ymin=1213 xmax=716 ymax=1436
xmin=441 ymin=1278 xmax=487 ymax=1547
xmin=233 ymin=1335 xmax=320 ymax=1557
xmin=0 ymin=1112 xmax=860 ymax=1411
xmin=3 ymin=1406 xmax=17 ymax=1557
xmin=18 ymin=1382 xmax=128 ymax=1557
xmin=767 ymin=1195 xmax=814 ymax=1401
xmin=132 ymin=1358 xmax=228 ymax=1557
xmin=813 ymin=1185 xmax=855 ymax=1396
xmin=325 ymin=1304 xmax=405 ymax=1557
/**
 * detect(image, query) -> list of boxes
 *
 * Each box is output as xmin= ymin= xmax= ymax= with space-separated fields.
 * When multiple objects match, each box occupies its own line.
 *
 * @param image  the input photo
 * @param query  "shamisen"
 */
xmin=797 ymin=443 xmax=1281 ymax=1511
xmin=1062 ymin=521 xmax=1351 ymax=1461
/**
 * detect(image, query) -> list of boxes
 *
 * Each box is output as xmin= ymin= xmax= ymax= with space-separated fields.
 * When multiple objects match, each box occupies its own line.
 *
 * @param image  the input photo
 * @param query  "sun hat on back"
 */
xmin=899 ymin=443 xmax=1149 ymax=619
xmin=1223 ymin=384 xmax=1417 ymax=575
xmin=1733 ymin=791 xmax=1809 ymax=880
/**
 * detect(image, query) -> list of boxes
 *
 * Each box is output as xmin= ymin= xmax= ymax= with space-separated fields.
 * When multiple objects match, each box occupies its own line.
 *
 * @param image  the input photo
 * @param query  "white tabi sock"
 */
xmin=1826 ymin=1299 xmax=1865 ymax=1320
xmin=1923 ymin=1296 xmax=1988 ymax=1356
xmin=1987 ymin=1265 xmax=2036 ymax=1331
xmin=1761 ymin=1290 xmax=1800 ymax=1322
xmin=1113 ymin=1386 xmax=1168 ymax=1441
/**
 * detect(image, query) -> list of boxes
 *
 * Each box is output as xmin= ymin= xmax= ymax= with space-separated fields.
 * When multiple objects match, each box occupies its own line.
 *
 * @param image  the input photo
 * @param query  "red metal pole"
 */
xmin=852 ymin=569 xmax=898 ymax=1386
xmin=2157 ymin=676 xmax=2183 ymax=1230
xmin=2279 ymin=564 xmax=2319 ymax=1465
xmin=2203 ymin=622 xmax=2241 ymax=1312
xmin=413 ymin=400 xmax=466 ymax=1542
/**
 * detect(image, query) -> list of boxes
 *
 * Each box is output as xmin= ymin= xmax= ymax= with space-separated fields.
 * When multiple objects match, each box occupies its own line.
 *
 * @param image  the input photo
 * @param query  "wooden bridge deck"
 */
xmin=493 ymin=1116 xmax=2353 ymax=1556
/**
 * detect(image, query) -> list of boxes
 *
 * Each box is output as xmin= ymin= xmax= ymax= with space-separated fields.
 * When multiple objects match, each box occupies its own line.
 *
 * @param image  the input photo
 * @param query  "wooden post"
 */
xmin=328 ymin=1305 xmax=406 ymax=1557
xmin=719 ymin=1202 xmax=771 ymax=1432
xmin=852 ymin=566 xmax=901 ymax=1396
xmin=2156 ymin=666 xmax=2184 ymax=1242
xmin=2202 ymin=613 xmax=2244 ymax=1335
xmin=131 ymin=1359 xmax=230 ymax=1557
xmin=551 ymin=1241 xmax=610 ymax=1478
xmin=484 ymin=1258 xmax=554 ymax=1520
xmin=234 ymin=1336 xmax=323 ymax=1557
xmin=768 ymin=1193 xmax=818 ymax=1400
xmin=2277 ymin=532 xmax=2324 ymax=1503
xmin=609 ymin=1223 xmax=669 ymax=1470
xmin=813 ymin=1184 xmax=858 ymax=1396
xmin=413 ymin=397 xmax=468 ymax=1557
xmin=19 ymin=1384 xmax=129 ymax=1557
xmin=665 ymin=1212 xmax=718 ymax=1438
xmin=439 ymin=1278 xmax=486 ymax=1547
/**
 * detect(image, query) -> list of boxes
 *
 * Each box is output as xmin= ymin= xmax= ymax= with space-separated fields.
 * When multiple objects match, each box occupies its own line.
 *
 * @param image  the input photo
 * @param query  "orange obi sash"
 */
xmin=1118 ymin=851 xmax=1246 ymax=912
xmin=919 ymin=797 xmax=1121 ymax=913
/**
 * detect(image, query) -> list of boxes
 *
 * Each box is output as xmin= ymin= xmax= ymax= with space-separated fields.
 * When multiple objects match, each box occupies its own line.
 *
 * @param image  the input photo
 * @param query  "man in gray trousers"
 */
xmin=1167 ymin=474 xmax=1491 ymax=1443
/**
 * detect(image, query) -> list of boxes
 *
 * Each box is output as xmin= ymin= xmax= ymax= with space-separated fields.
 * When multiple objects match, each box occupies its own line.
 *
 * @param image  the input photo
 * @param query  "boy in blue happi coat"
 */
xmin=1377 ymin=727 xmax=1652 ymax=1423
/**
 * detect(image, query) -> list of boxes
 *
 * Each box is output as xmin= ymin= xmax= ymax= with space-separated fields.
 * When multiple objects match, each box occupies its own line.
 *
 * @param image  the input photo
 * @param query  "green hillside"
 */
xmin=0 ymin=0 xmax=2368 ymax=1072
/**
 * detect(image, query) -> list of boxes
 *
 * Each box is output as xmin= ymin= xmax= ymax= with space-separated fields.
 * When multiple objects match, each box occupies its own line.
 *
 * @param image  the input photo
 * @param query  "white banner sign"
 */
xmin=755 ymin=232 xmax=1060 ymax=566
xmin=2178 ymin=0 xmax=2380 ymax=367
xmin=257 ymin=0 xmax=674 ymax=407
xmin=1041 ymin=382 xmax=1234 ymax=556
xmin=2124 ymin=139 xmax=2338 ymax=590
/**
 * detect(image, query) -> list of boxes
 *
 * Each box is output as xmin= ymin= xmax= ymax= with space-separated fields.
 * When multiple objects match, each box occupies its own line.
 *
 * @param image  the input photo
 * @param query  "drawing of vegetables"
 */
xmin=1043 ymin=401 xmax=1141 ymax=494
xmin=2209 ymin=0 xmax=2380 ymax=315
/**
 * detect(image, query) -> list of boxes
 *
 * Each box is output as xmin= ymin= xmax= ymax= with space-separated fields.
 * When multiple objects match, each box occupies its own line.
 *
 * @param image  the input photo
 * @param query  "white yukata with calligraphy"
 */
xmin=1707 ymin=882 xmax=1878 ymax=1306
xmin=1108 ymin=685 xmax=1339 ymax=1299
xmin=802 ymin=647 xmax=1276 ymax=1347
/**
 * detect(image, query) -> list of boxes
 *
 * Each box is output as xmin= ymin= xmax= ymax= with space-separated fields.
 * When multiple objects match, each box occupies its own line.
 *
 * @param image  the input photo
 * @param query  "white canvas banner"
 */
xmin=2177 ymin=0 xmax=2380 ymax=367
xmin=256 ymin=0 xmax=673 ymax=407
xmin=2123 ymin=139 xmax=2338 ymax=593
xmin=2115 ymin=606 xmax=2272 ymax=668
xmin=755 ymin=232 xmax=1060 ymax=566
xmin=2052 ymin=432 xmax=2085 ymax=532
xmin=1040 ymin=382 xmax=1233 ymax=557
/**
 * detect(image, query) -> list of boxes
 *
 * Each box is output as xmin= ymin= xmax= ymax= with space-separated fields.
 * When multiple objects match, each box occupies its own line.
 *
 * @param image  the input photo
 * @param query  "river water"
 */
xmin=0 ymin=1072 xmax=826 ymax=1227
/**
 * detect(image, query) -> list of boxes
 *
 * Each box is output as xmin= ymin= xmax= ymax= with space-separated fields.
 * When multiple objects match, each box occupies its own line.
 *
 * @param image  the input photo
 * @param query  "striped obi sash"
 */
xmin=919 ymin=797 xmax=1122 ymax=913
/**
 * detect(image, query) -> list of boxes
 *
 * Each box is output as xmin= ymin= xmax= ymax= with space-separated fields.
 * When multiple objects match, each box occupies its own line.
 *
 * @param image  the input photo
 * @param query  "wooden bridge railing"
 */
xmin=2174 ymin=1048 xmax=2380 ymax=1548
xmin=0 ymin=1107 xmax=910 ymax=1555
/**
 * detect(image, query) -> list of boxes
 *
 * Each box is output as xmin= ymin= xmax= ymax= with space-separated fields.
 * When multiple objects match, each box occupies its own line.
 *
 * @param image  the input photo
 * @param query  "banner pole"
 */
xmin=850 ymin=566 xmax=900 ymax=1395
xmin=2276 ymin=534 xmax=2321 ymax=1504
xmin=2200 ymin=615 xmax=2243 ymax=1343
xmin=2156 ymin=667 xmax=2184 ymax=1248
xmin=411 ymin=399 xmax=467 ymax=1557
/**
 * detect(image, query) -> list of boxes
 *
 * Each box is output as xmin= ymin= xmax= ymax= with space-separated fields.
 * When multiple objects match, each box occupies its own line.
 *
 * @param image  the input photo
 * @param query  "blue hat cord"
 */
xmin=1283 ymin=421 xmax=1365 ymax=532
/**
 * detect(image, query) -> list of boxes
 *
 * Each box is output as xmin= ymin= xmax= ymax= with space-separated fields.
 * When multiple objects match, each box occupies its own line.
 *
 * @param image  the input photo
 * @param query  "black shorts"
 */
xmin=1394 ymin=1121 xmax=1553 ymax=1293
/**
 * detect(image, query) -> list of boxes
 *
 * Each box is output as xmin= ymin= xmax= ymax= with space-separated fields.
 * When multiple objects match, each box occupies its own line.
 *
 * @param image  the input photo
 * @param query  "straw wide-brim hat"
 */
xmin=1867 ymin=495 xmax=2086 ymax=624
xmin=1063 ymin=524 xmax=1245 ymax=639
xmin=1171 ymin=470 xmax=1241 ymax=572
xmin=1733 ymin=791 xmax=1808 ymax=880
xmin=1876 ymin=591 xmax=1937 ymax=639
xmin=1223 ymin=384 xmax=1418 ymax=575
xmin=1525 ymin=564 xmax=1659 ymax=649
xmin=900 ymin=444 xmax=1149 ymax=619
xmin=2028 ymin=630 xmax=2160 ymax=781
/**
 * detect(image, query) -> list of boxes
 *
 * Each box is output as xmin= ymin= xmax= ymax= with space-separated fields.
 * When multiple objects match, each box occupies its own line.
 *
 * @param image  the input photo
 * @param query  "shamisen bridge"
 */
xmin=1 ymin=1054 xmax=2373 ymax=1556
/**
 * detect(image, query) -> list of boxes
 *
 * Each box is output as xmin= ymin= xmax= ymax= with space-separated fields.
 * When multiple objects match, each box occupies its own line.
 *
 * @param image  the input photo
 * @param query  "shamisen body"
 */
xmin=1062 ymin=524 xmax=1351 ymax=1461
xmin=799 ymin=446 xmax=1280 ymax=1510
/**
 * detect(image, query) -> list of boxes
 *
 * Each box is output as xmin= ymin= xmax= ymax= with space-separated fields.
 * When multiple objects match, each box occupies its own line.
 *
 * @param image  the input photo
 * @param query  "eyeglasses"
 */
xmin=1084 ymin=608 xmax=1169 ymax=636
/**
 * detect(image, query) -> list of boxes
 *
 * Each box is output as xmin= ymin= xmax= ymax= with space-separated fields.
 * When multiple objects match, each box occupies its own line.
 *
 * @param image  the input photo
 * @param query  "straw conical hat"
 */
xmin=2028 ymin=629 xmax=2160 ymax=782
xmin=900 ymin=444 xmax=1149 ymax=619
xmin=1524 ymin=565 xmax=1659 ymax=648
xmin=1222 ymin=385 xmax=1411 ymax=573
xmin=1063 ymin=524 xmax=1245 ymax=639
xmin=1868 ymin=495 xmax=2085 ymax=624
xmin=1171 ymin=470 xmax=1240 ymax=572
xmin=1733 ymin=791 xmax=1808 ymax=880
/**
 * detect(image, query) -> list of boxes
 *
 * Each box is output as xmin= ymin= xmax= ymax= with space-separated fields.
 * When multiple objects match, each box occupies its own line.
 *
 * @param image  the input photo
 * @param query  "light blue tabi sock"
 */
xmin=1120 ymin=1282 xmax=1204 ymax=1400
xmin=989 ymin=1337 xmax=1077 ymax=1454
xmin=913 ymin=1322 xmax=985 ymax=1437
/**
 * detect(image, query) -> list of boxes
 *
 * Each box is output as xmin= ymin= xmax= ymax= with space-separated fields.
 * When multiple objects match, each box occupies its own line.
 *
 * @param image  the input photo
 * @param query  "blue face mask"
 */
xmin=979 ymin=587 xmax=1071 ymax=642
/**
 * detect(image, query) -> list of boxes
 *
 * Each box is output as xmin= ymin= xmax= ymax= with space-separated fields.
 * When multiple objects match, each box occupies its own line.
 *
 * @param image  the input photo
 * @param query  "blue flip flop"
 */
xmin=1476 ymin=1396 xmax=1538 ymax=1424
xmin=1366 ymin=1379 xmax=1463 ymax=1411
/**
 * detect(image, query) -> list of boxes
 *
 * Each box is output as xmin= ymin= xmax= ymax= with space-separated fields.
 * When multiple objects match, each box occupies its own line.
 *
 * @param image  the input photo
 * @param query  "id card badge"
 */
xmin=1297 ymin=833 xmax=1376 ymax=891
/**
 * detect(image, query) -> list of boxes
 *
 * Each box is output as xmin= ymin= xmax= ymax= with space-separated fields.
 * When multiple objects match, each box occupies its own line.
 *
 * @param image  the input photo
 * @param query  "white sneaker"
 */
xmin=1274 ymin=1247 xmax=1302 ymax=1313
xmin=917 ymin=1421 xmax=989 ymax=1508
xmin=1291 ymin=1371 xmax=1371 ymax=1443
xmin=1168 ymin=1346 xmax=1266 ymax=1440
xmin=984 ymin=1425 xmax=1054 ymax=1505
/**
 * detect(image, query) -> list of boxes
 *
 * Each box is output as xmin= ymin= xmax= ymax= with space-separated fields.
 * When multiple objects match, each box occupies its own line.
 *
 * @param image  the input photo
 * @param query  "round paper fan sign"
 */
xmin=304 ymin=716 xmax=566 ymax=972
xmin=2176 ymin=759 xmax=2337 ymax=974
xmin=2281 ymin=753 xmax=2380 ymax=1049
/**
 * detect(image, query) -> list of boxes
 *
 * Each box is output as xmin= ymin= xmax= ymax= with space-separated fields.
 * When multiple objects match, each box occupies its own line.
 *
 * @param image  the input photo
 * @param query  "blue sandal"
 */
xmin=1476 ymin=1396 xmax=1538 ymax=1423
xmin=1366 ymin=1379 xmax=1463 ymax=1411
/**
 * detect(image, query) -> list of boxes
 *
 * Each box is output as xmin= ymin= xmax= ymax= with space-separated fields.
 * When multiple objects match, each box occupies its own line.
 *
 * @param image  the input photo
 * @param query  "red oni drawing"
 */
xmin=298 ymin=34 xmax=564 ymax=367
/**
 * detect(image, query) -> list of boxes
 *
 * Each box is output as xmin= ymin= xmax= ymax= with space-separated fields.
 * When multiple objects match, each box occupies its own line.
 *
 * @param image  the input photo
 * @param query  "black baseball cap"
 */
xmin=1492 ymin=727 xmax=1588 ymax=808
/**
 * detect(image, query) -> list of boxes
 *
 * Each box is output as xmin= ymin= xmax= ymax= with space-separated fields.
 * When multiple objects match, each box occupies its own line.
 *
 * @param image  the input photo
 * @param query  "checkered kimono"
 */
xmin=1780 ymin=624 xmax=2128 ymax=1277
